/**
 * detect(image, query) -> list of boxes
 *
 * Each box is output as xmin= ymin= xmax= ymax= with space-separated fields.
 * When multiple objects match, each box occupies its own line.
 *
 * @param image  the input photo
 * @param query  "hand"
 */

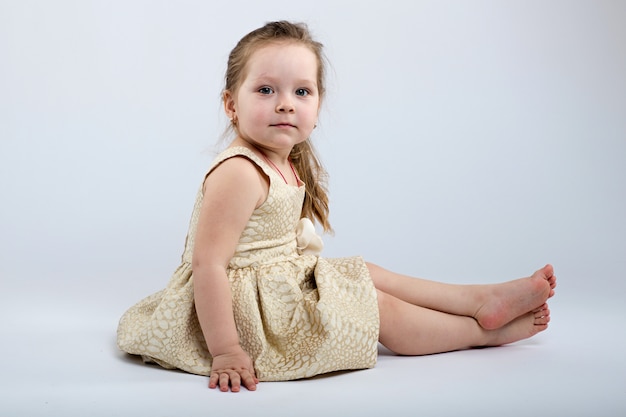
xmin=209 ymin=346 xmax=259 ymax=392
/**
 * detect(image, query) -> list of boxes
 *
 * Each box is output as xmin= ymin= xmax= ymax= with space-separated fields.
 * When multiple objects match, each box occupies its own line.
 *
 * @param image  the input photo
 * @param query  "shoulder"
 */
xmin=213 ymin=155 xmax=265 ymax=183
xmin=208 ymin=147 xmax=269 ymax=179
xmin=210 ymin=146 xmax=265 ymax=170
xmin=204 ymin=154 xmax=269 ymax=208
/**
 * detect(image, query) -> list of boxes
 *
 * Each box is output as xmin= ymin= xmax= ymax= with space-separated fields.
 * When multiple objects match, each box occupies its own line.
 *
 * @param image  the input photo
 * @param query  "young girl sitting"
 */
xmin=117 ymin=20 xmax=556 ymax=393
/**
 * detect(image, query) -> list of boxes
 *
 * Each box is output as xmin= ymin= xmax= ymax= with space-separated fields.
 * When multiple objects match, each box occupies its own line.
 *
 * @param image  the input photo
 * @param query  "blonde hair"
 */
xmin=223 ymin=21 xmax=332 ymax=233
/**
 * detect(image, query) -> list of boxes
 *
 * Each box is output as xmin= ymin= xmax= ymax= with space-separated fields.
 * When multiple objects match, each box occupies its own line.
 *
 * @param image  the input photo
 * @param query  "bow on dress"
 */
xmin=295 ymin=218 xmax=324 ymax=256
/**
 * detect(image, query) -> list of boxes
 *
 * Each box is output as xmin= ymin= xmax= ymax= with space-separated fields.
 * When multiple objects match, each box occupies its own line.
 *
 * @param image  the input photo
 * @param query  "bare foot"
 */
xmin=482 ymin=304 xmax=550 ymax=347
xmin=474 ymin=265 xmax=555 ymax=330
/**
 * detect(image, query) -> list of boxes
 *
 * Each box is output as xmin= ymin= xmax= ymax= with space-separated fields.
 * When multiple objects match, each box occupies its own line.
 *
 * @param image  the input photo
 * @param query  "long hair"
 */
xmin=223 ymin=21 xmax=332 ymax=233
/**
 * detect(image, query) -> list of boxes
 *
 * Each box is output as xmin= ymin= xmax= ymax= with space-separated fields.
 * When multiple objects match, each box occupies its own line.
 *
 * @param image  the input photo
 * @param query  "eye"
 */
xmin=295 ymin=88 xmax=309 ymax=96
xmin=258 ymin=86 xmax=274 ymax=94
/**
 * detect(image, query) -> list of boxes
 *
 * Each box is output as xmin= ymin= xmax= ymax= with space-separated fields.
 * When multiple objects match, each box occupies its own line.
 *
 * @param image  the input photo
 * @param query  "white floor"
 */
xmin=2 ymin=275 xmax=625 ymax=417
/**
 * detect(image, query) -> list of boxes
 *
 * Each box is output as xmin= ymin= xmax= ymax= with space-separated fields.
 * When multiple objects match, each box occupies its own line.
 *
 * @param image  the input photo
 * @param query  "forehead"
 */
xmin=244 ymin=42 xmax=318 ymax=83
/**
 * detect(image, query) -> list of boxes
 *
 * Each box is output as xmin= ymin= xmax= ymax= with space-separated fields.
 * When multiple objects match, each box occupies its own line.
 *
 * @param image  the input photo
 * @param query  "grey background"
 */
xmin=1 ymin=0 xmax=625 ymax=416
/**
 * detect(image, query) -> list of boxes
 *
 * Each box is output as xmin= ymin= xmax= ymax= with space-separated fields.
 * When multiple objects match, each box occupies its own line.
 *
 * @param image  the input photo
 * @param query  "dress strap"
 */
xmin=206 ymin=146 xmax=268 ymax=178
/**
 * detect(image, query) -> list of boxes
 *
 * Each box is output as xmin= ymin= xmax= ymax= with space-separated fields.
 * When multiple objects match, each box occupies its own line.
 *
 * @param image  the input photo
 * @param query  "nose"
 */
xmin=275 ymin=94 xmax=295 ymax=113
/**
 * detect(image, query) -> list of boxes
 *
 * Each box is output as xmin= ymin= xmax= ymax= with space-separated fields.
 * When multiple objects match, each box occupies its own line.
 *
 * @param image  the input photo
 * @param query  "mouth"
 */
xmin=271 ymin=123 xmax=296 ymax=128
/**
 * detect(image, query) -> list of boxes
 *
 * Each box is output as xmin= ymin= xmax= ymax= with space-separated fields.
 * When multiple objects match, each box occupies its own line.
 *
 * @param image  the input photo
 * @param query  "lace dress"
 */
xmin=116 ymin=146 xmax=380 ymax=381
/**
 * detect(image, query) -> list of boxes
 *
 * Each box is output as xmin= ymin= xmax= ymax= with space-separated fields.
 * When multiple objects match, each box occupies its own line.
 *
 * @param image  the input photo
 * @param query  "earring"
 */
xmin=230 ymin=116 xmax=237 ymax=125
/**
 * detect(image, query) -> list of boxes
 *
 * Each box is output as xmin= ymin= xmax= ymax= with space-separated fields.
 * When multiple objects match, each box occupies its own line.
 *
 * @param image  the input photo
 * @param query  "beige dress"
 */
xmin=116 ymin=146 xmax=380 ymax=381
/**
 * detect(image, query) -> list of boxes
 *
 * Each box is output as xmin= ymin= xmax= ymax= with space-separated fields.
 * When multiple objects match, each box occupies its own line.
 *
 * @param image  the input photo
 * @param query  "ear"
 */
xmin=223 ymin=90 xmax=236 ymax=120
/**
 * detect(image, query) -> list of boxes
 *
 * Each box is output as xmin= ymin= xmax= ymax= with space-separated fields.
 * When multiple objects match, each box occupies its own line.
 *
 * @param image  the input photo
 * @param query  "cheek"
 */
xmin=249 ymin=103 xmax=272 ymax=121
xmin=303 ymin=106 xmax=319 ymax=122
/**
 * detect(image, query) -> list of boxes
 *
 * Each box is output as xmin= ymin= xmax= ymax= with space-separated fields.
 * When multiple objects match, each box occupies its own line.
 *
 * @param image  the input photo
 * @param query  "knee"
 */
xmin=366 ymin=262 xmax=382 ymax=280
xmin=367 ymin=262 xmax=390 ymax=292
xmin=375 ymin=290 xmax=402 ymax=353
xmin=365 ymin=262 xmax=377 ymax=274
xmin=375 ymin=289 xmax=394 ymax=318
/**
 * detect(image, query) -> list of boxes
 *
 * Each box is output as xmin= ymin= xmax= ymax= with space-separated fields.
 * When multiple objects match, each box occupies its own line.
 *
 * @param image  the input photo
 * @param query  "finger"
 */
xmin=248 ymin=363 xmax=259 ymax=383
xmin=229 ymin=372 xmax=242 ymax=393
xmin=219 ymin=373 xmax=231 ymax=392
xmin=208 ymin=372 xmax=219 ymax=389
xmin=241 ymin=371 xmax=258 ymax=391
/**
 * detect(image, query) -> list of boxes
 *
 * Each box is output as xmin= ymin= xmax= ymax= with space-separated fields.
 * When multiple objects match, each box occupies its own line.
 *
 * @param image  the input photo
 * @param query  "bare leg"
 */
xmin=377 ymin=290 xmax=551 ymax=355
xmin=368 ymin=263 xmax=556 ymax=329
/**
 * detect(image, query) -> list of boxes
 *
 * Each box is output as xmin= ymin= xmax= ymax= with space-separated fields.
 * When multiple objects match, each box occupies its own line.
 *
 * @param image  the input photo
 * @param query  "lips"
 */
xmin=271 ymin=123 xmax=296 ymax=128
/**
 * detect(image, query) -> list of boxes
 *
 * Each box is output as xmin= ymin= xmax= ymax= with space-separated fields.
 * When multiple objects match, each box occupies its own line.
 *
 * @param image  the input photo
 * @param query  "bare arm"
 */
xmin=192 ymin=156 xmax=268 ymax=392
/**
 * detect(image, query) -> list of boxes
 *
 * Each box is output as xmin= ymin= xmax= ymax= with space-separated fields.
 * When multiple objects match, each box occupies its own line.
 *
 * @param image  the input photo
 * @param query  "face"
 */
xmin=224 ymin=42 xmax=320 ymax=153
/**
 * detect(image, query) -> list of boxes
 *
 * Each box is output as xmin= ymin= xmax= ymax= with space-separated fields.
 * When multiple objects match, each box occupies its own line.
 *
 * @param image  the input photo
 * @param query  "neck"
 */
xmin=232 ymin=138 xmax=291 ymax=162
xmin=241 ymin=141 xmax=299 ymax=186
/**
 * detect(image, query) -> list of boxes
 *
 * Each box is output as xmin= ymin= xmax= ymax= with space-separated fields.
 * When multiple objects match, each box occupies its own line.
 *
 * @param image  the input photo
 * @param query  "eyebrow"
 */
xmin=251 ymin=75 xmax=317 ymax=87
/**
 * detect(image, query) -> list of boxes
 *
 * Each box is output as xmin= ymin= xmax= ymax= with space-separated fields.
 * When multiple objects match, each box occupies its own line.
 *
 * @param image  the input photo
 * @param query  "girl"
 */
xmin=117 ymin=20 xmax=556 ymax=393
